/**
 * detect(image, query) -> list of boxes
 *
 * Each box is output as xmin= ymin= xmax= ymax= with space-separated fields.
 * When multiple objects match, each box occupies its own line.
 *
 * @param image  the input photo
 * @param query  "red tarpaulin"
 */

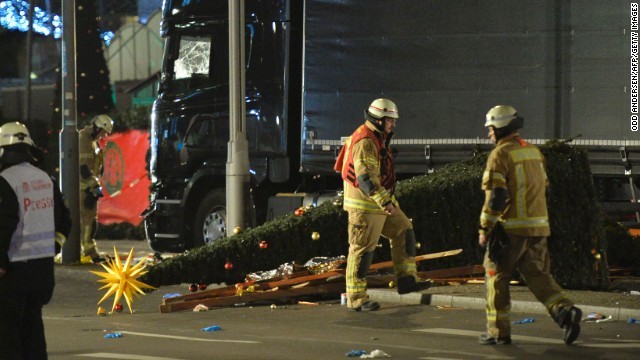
xmin=97 ymin=130 xmax=150 ymax=226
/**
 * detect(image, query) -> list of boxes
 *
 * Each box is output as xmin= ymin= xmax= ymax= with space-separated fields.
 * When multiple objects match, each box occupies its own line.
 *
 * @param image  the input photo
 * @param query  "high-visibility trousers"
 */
xmin=483 ymin=235 xmax=574 ymax=338
xmin=346 ymin=208 xmax=417 ymax=308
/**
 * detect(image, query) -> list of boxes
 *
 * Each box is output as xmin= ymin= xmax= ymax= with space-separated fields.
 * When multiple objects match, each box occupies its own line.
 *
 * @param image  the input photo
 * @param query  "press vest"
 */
xmin=1 ymin=162 xmax=56 ymax=261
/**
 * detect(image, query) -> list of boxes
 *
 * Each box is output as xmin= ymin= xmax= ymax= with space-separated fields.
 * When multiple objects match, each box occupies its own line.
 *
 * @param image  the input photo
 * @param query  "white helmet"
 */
xmin=93 ymin=114 xmax=114 ymax=134
xmin=367 ymin=98 xmax=399 ymax=120
xmin=0 ymin=122 xmax=35 ymax=147
xmin=485 ymin=105 xmax=519 ymax=129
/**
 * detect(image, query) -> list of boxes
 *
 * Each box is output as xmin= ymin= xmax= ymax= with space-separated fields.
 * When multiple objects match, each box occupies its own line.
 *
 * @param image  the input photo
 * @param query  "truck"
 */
xmin=144 ymin=0 xmax=640 ymax=253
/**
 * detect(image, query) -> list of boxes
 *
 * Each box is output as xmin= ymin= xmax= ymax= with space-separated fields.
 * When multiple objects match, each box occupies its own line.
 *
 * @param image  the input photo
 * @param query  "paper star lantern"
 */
xmin=90 ymin=247 xmax=156 ymax=313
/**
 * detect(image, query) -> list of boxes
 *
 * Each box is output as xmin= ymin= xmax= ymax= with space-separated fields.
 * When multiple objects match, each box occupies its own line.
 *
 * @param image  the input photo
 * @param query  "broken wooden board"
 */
xmin=369 ymin=249 xmax=463 ymax=271
xmin=365 ymin=264 xmax=483 ymax=287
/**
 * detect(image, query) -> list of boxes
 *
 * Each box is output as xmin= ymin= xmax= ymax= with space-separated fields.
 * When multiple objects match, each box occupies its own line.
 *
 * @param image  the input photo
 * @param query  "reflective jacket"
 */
xmin=79 ymin=125 xmax=103 ymax=191
xmin=479 ymin=133 xmax=550 ymax=237
xmin=335 ymin=121 xmax=398 ymax=213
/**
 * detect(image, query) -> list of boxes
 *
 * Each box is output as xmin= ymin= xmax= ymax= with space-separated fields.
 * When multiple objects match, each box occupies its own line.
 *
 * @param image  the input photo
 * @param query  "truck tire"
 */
xmin=192 ymin=190 xmax=227 ymax=248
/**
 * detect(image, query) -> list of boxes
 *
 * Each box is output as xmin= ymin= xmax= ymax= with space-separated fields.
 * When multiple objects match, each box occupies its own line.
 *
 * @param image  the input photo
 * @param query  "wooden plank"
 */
xmin=368 ymin=249 xmax=463 ymax=271
xmin=160 ymin=282 xmax=345 ymax=313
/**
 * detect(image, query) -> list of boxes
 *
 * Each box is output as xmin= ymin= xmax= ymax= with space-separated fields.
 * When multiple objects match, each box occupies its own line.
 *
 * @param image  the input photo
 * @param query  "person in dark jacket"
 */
xmin=0 ymin=122 xmax=71 ymax=359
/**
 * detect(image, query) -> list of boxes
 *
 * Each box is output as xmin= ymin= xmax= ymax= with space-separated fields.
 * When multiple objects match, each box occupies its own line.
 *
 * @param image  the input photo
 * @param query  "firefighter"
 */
xmin=478 ymin=105 xmax=582 ymax=345
xmin=79 ymin=114 xmax=113 ymax=263
xmin=335 ymin=98 xmax=430 ymax=312
xmin=0 ymin=122 xmax=71 ymax=359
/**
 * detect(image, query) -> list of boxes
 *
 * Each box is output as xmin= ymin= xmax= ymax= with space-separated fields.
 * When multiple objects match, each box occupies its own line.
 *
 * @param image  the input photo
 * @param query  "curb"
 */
xmin=368 ymin=289 xmax=640 ymax=321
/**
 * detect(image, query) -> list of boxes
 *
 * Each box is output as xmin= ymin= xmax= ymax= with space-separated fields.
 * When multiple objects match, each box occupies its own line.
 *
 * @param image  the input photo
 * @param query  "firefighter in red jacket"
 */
xmin=335 ymin=98 xmax=430 ymax=312
xmin=478 ymin=105 xmax=582 ymax=345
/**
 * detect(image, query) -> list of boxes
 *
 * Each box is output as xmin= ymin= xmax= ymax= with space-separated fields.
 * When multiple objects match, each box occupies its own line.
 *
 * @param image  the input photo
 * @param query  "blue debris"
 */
xmin=628 ymin=318 xmax=639 ymax=324
xmin=104 ymin=332 xmax=123 ymax=339
xmin=201 ymin=325 xmax=222 ymax=332
xmin=512 ymin=317 xmax=535 ymax=324
xmin=345 ymin=350 xmax=366 ymax=357
xmin=163 ymin=293 xmax=182 ymax=299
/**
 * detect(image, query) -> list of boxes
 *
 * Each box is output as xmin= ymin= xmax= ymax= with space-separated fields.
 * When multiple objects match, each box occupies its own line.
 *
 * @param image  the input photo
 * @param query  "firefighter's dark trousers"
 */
xmin=483 ymin=235 xmax=574 ymax=338
xmin=346 ymin=208 xmax=417 ymax=308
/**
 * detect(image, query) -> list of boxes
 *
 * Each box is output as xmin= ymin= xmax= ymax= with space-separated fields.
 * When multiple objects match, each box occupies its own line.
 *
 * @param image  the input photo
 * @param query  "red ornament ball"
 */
xmin=294 ymin=208 xmax=304 ymax=216
xmin=259 ymin=240 xmax=268 ymax=249
xmin=224 ymin=261 xmax=234 ymax=270
xmin=198 ymin=282 xmax=208 ymax=291
xmin=114 ymin=304 xmax=123 ymax=313
xmin=189 ymin=283 xmax=198 ymax=292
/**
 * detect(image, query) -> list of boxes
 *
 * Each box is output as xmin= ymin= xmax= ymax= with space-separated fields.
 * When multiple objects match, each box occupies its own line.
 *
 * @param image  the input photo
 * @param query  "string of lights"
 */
xmin=0 ymin=0 xmax=115 ymax=45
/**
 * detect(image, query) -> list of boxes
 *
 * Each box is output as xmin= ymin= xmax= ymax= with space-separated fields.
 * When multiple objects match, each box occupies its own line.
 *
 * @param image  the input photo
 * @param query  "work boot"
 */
xmin=396 ymin=276 xmax=432 ymax=295
xmin=556 ymin=306 xmax=582 ymax=345
xmin=347 ymin=301 xmax=380 ymax=312
xmin=478 ymin=334 xmax=511 ymax=345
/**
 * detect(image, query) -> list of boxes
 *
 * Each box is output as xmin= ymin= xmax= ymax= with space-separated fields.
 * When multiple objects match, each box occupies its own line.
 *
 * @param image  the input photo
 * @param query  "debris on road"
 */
xmin=159 ymin=249 xmax=464 ymax=313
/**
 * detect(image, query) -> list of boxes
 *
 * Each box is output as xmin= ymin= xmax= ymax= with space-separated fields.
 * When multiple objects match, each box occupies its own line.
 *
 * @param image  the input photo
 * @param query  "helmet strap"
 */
xmin=364 ymin=110 xmax=385 ymax=132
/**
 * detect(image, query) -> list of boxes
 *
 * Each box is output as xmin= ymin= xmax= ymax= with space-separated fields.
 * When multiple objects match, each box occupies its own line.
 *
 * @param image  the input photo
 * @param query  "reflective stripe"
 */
xmin=482 ymin=170 xmax=505 ymax=183
xmin=480 ymin=212 xmax=499 ymax=223
xmin=503 ymin=217 xmax=549 ymax=229
xmin=370 ymin=189 xmax=390 ymax=204
xmin=515 ymin=164 xmax=527 ymax=218
xmin=510 ymin=147 xmax=542 ymax=163
xmin=344 ymin=197 xmax=381 ymax=211
xmin=393 ymin=261 xmax=417 ymax=277
xmin=543 ymin=292 xmax=568 ymax=310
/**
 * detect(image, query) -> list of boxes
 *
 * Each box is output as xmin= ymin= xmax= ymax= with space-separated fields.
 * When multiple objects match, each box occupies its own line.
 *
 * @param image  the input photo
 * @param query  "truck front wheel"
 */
xmin=192 ymin=190 xmax=227 ymax=248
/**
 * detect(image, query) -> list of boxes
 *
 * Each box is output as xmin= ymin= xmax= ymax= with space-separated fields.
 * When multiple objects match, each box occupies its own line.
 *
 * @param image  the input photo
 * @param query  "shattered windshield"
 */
xmin=175 ymin=36 xmax=212 ymax=80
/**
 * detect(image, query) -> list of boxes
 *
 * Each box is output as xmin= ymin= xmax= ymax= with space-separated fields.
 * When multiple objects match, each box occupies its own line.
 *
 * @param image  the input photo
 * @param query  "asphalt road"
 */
xmin=43 ymin=244 xmax=640 ymax=360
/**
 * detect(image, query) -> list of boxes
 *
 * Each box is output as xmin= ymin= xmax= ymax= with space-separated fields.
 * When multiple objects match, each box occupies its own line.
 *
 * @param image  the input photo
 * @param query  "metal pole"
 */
xmin=226 ymin=0 xmax=250 ymax=233
xmin=60 ymin=0 xmax=81 ymax=263
xmin=24 ymin=0 xmax=36 ymax=124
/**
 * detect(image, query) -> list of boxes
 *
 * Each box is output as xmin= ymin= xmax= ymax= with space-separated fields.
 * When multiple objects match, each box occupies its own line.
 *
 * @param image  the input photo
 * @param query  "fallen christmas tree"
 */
xmin=141 ymin=141 xmax=602 ymax=290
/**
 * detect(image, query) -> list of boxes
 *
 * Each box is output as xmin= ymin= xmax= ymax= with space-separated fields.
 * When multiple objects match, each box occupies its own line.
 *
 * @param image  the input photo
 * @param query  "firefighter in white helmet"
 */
xmin=0 ymin=122 xmax=71 ymax=358
xmin=478 ymin=105 xmax=582 ymax=345
xmin=334 ymin=98 xmax=431 ymax=312
xmin=79 ymin=114 xmax=114 ymax=263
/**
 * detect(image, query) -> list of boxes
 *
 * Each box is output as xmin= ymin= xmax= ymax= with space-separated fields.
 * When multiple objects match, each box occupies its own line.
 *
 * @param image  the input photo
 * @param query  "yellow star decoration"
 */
xmin=90 ymin=247 xmax=156 ymax=313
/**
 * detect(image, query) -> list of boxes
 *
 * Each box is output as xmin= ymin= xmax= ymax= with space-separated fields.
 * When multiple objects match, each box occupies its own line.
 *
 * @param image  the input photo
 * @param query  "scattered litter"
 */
xmin=193 ymin=304 xmax=209 ymax=312
xmin=360 ymin=349 xmax=391 ymax=358
xmin=585 ymin=313 xmax=612 ymax=323
xmin=270 ymin=304 xmax=277 ymax=309
xmin=298 ymin=301 xmax=318 ymax=306
xmin=596 ymin=315 xmax=613 ymax=323
xmin=201 ymin=325 xmax=222 ymax=332
xmin=341 ymin=293 xmax=347 ymax=305
xmin=630 ymin=291 xmax=640 ymax=296
xmin=103 ymin=332 xmax=122 ymax=339
xmin=512 ymin=317 xmax=535 ymax=324
xmin=345 ymin=350 xmax=366 ymax=357
xmin=163 ymin=293 xmax=182 ymax=299
xmin=436 ymin=305 xmax=464 ymax=310
xmin=628 ymin=318 xmax=640 ymax=325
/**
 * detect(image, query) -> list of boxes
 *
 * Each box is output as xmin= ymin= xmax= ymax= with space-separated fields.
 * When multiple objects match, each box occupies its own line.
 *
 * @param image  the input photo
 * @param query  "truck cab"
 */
xmin=145 ymin=0 xmax=294 ymax=252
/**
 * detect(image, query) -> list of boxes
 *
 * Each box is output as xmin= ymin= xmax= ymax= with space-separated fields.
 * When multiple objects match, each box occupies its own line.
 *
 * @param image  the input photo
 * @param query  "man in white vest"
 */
xmin=0 ymin=122 xmax=71 ymax=359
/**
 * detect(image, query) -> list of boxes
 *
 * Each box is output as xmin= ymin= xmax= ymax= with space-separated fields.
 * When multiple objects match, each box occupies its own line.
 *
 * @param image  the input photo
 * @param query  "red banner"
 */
xmin=97 ymin=130 xmax=150 ymax=226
